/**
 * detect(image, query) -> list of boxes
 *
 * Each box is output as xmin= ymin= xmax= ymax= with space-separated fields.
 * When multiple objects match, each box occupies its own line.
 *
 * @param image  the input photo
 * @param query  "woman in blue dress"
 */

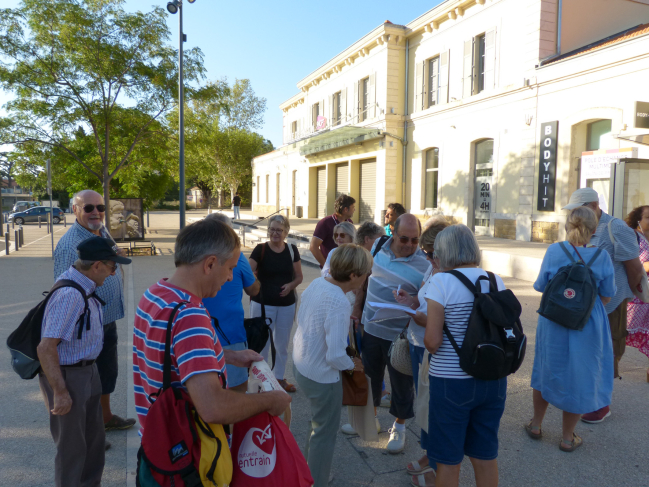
xmin=527 ymin=206 xmax=616 ymax=452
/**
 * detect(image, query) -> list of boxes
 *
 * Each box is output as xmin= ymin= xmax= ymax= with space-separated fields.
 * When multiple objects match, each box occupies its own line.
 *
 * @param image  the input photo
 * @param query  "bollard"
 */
xmin=4 ymin=232 xmax=8 ymax=255
xmin=38 ymin=216 xmax=41 ymax=228
xmin=64 ymin=215 xmax=67 ymax=227
xmin=147 ymin=210 xmax=149 ymax=228
xmin=14 ymin=230 xmax=19 ymax=250
xmin=19 ymin=226 xmax=24 ymax=247
xmin=12 ymin=219 xmax=15 ymax=229
xmin=46 ymin=217 xmax=50 ymax=234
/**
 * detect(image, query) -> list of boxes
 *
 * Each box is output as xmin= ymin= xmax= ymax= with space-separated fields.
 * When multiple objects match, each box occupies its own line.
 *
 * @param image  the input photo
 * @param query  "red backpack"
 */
xmin=136 ymin=302 xmax=231 ymax=487
xmin=230 ymin=412 xmax=313 ymax=487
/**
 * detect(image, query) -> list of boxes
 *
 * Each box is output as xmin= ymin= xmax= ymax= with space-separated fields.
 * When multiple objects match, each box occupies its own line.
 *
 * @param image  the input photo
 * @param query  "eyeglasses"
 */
xmin=334 ymin=232 xmax=348 ymax=239
xmin=424 ymin=250 xmax=436 ymax=260
xmin=82 ymin=204 xmax=106 ymax=213
xmin=102 ymin=261 xmax=118 ymax=272
xmin=396 ymin=235 xmax=419 ymax=245
xmin=268 ymin=228 xmax=284 ymax=234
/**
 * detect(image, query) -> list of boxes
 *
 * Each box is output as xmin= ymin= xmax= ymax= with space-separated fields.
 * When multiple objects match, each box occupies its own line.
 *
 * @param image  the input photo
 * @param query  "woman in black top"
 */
xmin=249 ymin=214 xmax=303 ymax=392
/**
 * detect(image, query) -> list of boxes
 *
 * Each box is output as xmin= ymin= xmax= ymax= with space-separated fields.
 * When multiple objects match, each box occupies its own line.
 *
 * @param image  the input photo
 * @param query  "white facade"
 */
xmin=253 ymin=0 xmax=649 ymax=242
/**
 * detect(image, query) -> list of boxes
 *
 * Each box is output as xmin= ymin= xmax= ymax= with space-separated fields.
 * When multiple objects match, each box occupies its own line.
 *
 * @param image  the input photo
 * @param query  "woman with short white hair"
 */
xmin=293 ymin=244 xmax=372 ymax=487
xmin=321 ymin=221 xmax=357 ymax=278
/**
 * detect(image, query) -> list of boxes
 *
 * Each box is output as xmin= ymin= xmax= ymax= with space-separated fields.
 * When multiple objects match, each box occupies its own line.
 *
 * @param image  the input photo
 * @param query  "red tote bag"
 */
xmin=230 ymin=412 xmax=313 ymax=487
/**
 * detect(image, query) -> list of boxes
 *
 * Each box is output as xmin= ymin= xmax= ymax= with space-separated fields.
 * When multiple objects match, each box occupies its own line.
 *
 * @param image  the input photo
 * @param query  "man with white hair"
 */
xmin=563 ymin=187 xmax=644 ymax=423
xmin=54 ymin=190 xmax=136 ymax=438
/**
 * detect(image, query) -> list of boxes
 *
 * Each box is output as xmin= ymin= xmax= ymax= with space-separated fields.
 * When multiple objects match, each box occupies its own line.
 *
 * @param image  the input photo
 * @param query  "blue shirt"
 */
xmin=54 ymin=222 xmax=124 ymax=325
xmin=42 ymin=267 xmax=104 ymax=365
xmin=203 ymin=252 xmax=256 ymax=345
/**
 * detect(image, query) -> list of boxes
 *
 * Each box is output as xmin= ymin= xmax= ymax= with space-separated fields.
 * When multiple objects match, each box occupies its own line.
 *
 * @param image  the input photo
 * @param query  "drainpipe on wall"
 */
xmin=402 ymin=39 xmax=409 ymax=207
xmin=556 ymin=0 xmax=562 ymax=55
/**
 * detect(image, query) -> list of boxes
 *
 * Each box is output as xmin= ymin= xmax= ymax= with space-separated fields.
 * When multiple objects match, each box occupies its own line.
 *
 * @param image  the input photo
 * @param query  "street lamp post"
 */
xmin=167 ymin=0 xmax=196 ymax=229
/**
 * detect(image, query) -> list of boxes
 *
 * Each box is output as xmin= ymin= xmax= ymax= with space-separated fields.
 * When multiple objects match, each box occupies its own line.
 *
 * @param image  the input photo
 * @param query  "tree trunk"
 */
xmin=103 ymin=167 xmax=111 ymax=232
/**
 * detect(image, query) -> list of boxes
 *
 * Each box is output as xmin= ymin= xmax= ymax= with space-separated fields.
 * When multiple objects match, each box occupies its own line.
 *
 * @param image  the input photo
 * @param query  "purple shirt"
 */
xmin=313 ymin=214 xmax=353 ymax=266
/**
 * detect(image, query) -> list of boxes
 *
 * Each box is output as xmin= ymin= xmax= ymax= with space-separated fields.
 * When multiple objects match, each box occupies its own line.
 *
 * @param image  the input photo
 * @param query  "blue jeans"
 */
xmin=427 ymin=376 xmax=507 ymax=465
xmin=233 ymin=206 xmax=241 ymax=219
xmin=410 ymin=343 xmax=433 ymax=465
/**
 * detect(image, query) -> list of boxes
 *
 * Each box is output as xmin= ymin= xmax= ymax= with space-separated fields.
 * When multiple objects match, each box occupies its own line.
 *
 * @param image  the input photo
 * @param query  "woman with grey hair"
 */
xmin=355 ymin=221 xmax=386 ymax=249
xmin=413 ymin=225 xmax=508 ymax=487
xmin=249 ymin=214 xmax=303 ymax=393
xmin=321 ymin=221 xmax=357 ymax=278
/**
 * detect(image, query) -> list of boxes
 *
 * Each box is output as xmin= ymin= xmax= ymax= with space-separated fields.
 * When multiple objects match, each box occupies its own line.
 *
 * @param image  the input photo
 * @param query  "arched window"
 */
xmin=587 ymin=119 xmax=612 ymax=151
xmin=424 ymin=148 xmax=439 ymax=209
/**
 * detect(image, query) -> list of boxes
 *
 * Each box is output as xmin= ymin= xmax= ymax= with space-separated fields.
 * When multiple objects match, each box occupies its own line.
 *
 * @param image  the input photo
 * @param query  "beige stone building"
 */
xmin=252 ymin=0 xmax=649 ymax=242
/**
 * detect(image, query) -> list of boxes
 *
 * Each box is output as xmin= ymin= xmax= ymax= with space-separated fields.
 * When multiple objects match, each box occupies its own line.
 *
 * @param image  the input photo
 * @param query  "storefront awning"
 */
xmin=299 ymin=126 xmax=382 ymax=156
xmin=616 ymin=133 xmax=649 ymax=147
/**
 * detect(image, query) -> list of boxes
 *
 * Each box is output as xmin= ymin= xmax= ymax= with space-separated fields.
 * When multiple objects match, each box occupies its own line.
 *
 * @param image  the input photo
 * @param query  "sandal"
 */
xmin=559 ymin=433 xmax=583 ymax=452
xmin=410 ymin=471 xmax=436 ymax=487
xmin=277 ymin=379 xmax=297 ymax=393
xmin=406 ymin=460 xmax=433 ymax=476
xmin=525 ymin=421 xmax=542 ymax=440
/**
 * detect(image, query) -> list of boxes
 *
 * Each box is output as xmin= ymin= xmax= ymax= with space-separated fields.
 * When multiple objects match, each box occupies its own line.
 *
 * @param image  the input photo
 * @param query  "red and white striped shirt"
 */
xmin=133 ymin=279 xmax=227 ymax=434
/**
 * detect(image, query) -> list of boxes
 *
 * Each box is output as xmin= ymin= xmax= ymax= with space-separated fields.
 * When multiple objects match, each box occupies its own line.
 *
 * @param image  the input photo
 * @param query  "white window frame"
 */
xmin=424 ymin=148 xmax=440 ymax=209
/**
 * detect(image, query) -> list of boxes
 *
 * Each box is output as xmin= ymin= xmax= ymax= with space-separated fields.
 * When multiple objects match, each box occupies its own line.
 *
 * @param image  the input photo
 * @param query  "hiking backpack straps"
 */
xmin=7 ymin=279 xmax=99 ymax=380
xmin=372 ymin=235 xmax=390 ymax=258
xmin=536 ymin=242 xmax=602 ymax=332
xmin=442 ymin=270 xmax=527 ymax=381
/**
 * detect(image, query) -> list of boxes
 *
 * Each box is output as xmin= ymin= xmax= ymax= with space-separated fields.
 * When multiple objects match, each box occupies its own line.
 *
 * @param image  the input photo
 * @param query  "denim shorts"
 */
xmin=427 ymin=376 xmax=507 ymax=465
xmin=222 ymin=341 xmax=249 ymax=388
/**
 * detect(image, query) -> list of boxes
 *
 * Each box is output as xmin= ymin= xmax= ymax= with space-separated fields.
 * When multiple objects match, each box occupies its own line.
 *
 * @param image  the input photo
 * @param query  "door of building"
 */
xmin=276 ymin=173 xmax=280 ymax=211
xmin=292 ymin=170 xmax=297 ymax=215
xmin=336 ymin=163 xmax=349 ymax=198
xmin=317 ymin=166 xmax=327 ymax=218
xmin=474 ymin=140 xmax=493 ymax=235
xmin=359 ymin=159 xmax=377 ymax=222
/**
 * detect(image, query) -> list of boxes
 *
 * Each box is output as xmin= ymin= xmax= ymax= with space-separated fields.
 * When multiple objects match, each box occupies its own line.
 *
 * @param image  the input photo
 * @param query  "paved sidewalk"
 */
xmin=1 ymin=211 xmax=648 ymax=487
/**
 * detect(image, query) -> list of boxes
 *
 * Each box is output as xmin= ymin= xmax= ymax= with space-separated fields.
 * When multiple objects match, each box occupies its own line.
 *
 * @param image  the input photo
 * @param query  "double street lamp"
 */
xmin=167 ymin=0 xmax=196 ymax=229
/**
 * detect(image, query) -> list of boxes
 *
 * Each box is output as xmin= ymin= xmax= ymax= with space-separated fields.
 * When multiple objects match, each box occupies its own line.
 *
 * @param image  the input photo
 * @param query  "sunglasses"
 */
xmin=396 ymin=235 xmax=419 ymax=245
xmin=82 ymin=204 xmax=106 ymax=213
xmin=424 ymin=250 xmax=436 ymax=260
xmin=334 ymin=232 xmax=348 ymax=239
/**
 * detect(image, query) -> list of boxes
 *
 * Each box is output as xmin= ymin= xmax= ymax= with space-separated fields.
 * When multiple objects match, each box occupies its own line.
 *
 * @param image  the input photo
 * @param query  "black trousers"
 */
xmin=96 ymin=322 xmax=118 ymax=395
xmin=361 ymin=331 xmax=415 ymax=420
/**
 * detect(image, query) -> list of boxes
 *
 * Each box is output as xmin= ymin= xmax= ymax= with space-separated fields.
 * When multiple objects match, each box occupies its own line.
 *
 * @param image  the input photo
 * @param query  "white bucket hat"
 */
xmin=562 ymin=188 xmax=599 ymax=210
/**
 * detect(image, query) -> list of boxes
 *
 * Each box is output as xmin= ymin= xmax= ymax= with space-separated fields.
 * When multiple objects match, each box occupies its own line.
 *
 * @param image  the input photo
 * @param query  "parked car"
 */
xmin=8 ymin=206 xmax=64 ymax=225
xmin=12 ymin=201 xmax=40 ymax=213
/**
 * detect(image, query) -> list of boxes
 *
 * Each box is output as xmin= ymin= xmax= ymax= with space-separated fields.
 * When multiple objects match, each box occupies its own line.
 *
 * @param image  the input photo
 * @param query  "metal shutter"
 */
xmin=359 ymin=160 xmax=377 ymax=222
xmin=317 ymin=166 xmax=327 ymax=218
xmin=335 ymin=163 xmax=349 ymax=199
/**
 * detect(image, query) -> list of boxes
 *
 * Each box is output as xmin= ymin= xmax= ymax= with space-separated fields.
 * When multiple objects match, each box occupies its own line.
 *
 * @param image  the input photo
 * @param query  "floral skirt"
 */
xmin=627 ymin=299 xmax=649 ymax=359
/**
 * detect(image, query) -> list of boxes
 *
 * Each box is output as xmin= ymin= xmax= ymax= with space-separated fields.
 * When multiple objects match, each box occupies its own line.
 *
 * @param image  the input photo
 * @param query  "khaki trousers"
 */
xmin=608 ymin=299 xmax=629 ymax=379
xmin=39 ymin=363 xmax=105 ymax=487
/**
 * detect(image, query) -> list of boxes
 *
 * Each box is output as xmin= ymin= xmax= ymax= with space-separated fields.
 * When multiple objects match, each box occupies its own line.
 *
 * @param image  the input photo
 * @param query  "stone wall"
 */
xmin=532 ymin=221 xmax=559 ymax=243
xmin=494 ymin=219 xmax=517 ymax=240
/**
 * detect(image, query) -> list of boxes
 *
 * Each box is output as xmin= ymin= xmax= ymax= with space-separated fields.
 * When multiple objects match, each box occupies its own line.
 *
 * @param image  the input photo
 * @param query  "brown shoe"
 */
xmin=559 ymin=433 xmax=583 ymax=452
xmin=525 ymin=421 xmax=542 ymax=440
xmin=277 ymin=379 xmax=297 ymax=393
xmin=105 ymin=415 xmax=136 ymax=431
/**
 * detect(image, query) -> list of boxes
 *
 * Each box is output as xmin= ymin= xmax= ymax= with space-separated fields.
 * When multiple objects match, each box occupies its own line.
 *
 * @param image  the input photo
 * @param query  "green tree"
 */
xmin=0 ymin=0 xmax=217 ymax=223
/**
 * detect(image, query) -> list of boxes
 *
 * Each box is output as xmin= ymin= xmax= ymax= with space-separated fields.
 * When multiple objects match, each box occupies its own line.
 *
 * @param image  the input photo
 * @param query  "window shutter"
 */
xmin=484 ymin=28 xmax=496 ymax=91
xmin=354 ymin=80 xmax=360 ymax=123
xmin=322 ymin=99 xmax=325 ymax=127
xmin=422 ymin=60 xmax=429 ymax=109
xmin=283 ymin=116 xmax=287 ymax=144
xmin=414 ymin=61 xmax=423 ymax=112
xmin=341 ymin=87 xmax=347 ymax=122
xmin=463 ymin=39 xmax=474 ymax=98
xmin=310 ymin=104 xmax=315 ymax=130
xmin=297 ymin=118 xmax=301 ymax=137
xmin=439 ymin=50 xmax=450 ymax=104
xmin=369 ymin=72 xmax=376 ymax=118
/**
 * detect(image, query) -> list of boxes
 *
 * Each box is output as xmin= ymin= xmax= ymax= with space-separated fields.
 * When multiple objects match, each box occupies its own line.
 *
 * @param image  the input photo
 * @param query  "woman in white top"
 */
xmin=416 ymin=225 xmax=507 ymax=487
xmin=292 ymin=244 xmax=372 ymax=487
xmin=321 ymin=221 xmax=357 ymax=278
xmin=393 ymin=219 xmax=449 ymax=480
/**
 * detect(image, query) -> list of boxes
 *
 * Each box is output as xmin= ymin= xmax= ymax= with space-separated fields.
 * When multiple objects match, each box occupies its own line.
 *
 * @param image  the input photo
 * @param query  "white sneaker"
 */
xmin=380 ymin=392 xmax=391 ymax=408
xmin=341 ymin=423 xmax=357 ymax=435
xmin=386 ymin=427 xmax=406 ymax=454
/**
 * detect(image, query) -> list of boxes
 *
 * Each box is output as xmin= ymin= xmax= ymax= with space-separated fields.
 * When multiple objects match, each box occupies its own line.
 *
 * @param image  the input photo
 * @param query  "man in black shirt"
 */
xmin=232 ymin=192 xmax=242 ymax=220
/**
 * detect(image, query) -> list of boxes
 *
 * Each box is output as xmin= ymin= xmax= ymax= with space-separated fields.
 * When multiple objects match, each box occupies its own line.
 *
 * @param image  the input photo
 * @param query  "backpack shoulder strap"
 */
xmin=260 ymin=242 xmax=267 ymax=263
xmin=445 ymin=270 xmax=478 ymax=295
xmin=559 ymin=242 xmax=576 ymax=263
xmin=162 ymin=301 xmax=189 ymax=390
xmin=486 ymin=271 xmax=498 ymax=292
xmin=372 ymin=235 xmax=390 ymax=257
xmin=50 ymin=280 xmax=92 ymax=339
xmin=586 ymin=247 xmax=603 ymax=268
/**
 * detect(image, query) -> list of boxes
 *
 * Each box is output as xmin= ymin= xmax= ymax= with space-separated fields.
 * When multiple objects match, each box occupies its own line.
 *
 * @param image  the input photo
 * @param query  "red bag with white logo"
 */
xmin=230 ymin=412 xmax=313 ymax=487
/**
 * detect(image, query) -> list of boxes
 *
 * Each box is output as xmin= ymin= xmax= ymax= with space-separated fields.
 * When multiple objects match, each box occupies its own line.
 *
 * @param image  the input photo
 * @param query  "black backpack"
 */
xmin=6 ymin=280 xmax=97 ymax=379
xmin=537 ymin=242 xmax=602 ymax=331
xmin=443 ymin=270 xmax=527 ymax=381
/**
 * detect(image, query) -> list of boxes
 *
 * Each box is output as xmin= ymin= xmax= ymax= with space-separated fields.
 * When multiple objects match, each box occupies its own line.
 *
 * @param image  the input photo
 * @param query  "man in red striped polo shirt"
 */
xmin=133 ymin=219 xmax=291 ymax=434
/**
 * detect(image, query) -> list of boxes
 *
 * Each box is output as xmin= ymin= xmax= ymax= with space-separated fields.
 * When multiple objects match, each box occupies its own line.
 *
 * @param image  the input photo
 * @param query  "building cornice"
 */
xmin=405 ymin=0 xmax=494 ymax=37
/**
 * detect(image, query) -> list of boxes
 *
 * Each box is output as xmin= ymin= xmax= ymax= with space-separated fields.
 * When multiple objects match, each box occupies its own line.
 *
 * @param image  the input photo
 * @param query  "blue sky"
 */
xmin=1 ymin=0 xmax=445 ymax=148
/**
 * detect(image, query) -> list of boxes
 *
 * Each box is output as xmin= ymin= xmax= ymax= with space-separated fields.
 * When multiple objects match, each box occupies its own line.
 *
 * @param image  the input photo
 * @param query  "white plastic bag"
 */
xmin=415 ymin=350 xmax=430 ymax=433
xmin=347 ymin=374 xmax=379 ymax=442
xmin=248 ymin=360 xmax=292 ymax=427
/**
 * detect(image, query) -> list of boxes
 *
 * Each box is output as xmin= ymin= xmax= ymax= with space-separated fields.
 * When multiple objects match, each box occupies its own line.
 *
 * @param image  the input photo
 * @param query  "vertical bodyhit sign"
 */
xmin=537 ymin=121 xmax=558 ymax=211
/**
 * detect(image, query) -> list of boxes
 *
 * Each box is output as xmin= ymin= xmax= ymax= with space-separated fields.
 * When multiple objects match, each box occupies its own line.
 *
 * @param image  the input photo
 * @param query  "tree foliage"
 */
xmin=0 ymin=0 xmax=219 ymax=220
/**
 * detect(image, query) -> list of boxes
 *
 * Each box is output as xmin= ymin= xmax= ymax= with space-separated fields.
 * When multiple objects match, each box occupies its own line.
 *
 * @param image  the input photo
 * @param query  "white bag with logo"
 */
xmin=415 ymin=350 xmax=430 ymax=433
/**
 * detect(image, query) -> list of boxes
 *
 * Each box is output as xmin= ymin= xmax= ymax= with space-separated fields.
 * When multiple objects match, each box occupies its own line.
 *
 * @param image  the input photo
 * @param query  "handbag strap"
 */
xmin=163 ymin=301 xmax=189 ymax=390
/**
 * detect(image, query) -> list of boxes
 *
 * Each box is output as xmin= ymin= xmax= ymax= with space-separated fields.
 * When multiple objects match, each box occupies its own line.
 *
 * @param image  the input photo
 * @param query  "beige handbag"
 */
xmin=388 ymin=325 xmax=413 ymax=376
xmin=415 ymin=350 xmax=430 ymax=433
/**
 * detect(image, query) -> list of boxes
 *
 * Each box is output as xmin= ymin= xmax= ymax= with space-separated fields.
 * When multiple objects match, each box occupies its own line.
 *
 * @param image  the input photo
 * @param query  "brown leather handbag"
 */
xmin=342 ymin=320 xmax=369 ymax=406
